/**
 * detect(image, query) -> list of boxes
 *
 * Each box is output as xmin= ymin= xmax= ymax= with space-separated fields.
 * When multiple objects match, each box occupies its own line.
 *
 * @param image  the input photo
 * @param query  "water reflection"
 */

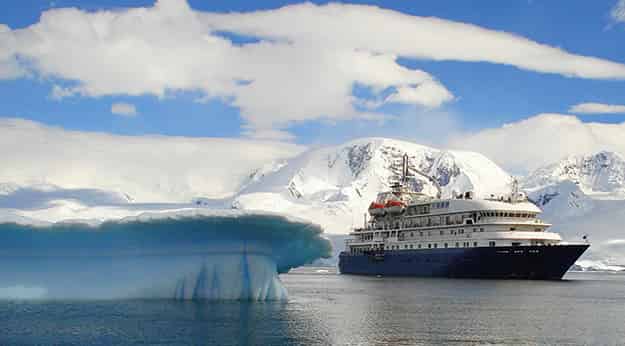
xmin=280 ymin=270 xmax=625 ymax=345
xmin=159 ymin=299 xmax=332 ymax=345
xmin=1 ymin=271 xmax=625 ymax=345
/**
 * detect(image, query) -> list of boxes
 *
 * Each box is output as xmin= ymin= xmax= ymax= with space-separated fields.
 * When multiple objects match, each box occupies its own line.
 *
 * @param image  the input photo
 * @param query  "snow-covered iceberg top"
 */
xmin=1 ymin=207 xmax=321 ymax=228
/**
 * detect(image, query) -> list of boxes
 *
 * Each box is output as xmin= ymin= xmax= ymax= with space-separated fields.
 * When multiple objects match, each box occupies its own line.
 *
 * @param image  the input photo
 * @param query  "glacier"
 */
xmin=0 ymin=210 xmax=331 ymax=301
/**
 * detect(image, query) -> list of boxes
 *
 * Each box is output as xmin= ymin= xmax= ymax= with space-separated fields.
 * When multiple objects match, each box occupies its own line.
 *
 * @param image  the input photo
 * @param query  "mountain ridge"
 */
xmin=232 ymin=137 xmax=513 ymax=234
xmin=2 ymin=137 xmax=624 ymax=268
xmin=522 ymin=151 xmax=625 ymax=199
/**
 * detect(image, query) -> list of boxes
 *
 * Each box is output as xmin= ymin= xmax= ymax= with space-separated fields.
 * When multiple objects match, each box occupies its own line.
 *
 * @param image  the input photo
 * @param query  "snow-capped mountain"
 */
xmin=523 ymin=151 xmax=625 ymax=199
xmin=231 ymin=142 xmax=625 ymax=269
xmin=535 ymin=187 xmax=625 ymax=271
xmin=2 ymin=137 xmax=623 ymax=269
xmin=232 ymin=137 xmax=513 ymax=234
xmin=521 ymin=152 xmax=625 ymax=270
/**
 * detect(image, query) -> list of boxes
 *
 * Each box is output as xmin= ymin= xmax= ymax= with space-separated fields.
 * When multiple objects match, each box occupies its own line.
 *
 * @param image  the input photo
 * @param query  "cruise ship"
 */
xmin=338 ymin=155 xmax=589 ymax=279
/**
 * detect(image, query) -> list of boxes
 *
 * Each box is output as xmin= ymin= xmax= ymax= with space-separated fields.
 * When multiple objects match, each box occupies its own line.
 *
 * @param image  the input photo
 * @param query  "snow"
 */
xmin=523 ymin=151 xmax=625 ymax=199
xmin=574 ymin=260 xmax=625 ymax=272
xmin=233 ymin=137 xmax=513 ymax=234
xmin=534 ymin=192 xmax=625 ymax=269
xmin=523 ymin=153 xmax=625 ymax=269
xmin=446 ymin=150 xmax=513 ymax=198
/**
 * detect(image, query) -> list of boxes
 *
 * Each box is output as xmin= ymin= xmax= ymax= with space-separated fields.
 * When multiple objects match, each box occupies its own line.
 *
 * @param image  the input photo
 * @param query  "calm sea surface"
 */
xmin=1 ymin=269 xmax=624 ymax=345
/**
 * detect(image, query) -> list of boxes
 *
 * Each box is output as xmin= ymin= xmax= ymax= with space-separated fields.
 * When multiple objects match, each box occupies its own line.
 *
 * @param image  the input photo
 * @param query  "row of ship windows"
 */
xmin=406 ymin=229 xmax=481 ymax=237
xmin=376 ymin=217 xmax=469 ymax=230
xmin=386 ymin=242 xmax=489 ymax=250
xmin=350 ymin=241 xmax=498 ymax=253
xmin=376 ymin=212 xmax=537 ymax=230
xmin=432 ymin=201 xmax=450 ymax=209
xmin=360 ymin=225 xmax=542 ymax=241
xmin=405 ymin=201 xmax=450 ymax=216
xmin=403 ymin=204 xmax=536 ymax=220
xmin=483 ymin=212 xmax=535 ymax=218
xmin=402 ymin=212 xmax=473 ymax=222
xmin=359 ymin=228 xmax=483 ymax=241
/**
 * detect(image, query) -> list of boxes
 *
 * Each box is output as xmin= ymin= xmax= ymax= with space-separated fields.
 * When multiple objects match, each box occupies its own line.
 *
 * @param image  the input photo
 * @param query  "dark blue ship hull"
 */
xmin=338 ymin=244 xmax=589 ymax=280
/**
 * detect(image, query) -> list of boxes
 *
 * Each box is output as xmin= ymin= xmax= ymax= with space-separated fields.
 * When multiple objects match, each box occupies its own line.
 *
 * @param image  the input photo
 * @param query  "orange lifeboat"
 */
xmin=368 ymin=202 xmax=386 ymax=216
xmin=385 ymin=200 xmax=405 ymax=214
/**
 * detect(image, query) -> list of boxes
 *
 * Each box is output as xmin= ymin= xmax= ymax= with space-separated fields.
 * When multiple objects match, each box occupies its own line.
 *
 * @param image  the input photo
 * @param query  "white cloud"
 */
xmin=202 ymin=2 xmax=625 ymax=79
xmin=448 ymin=113 xmax=625 ymax=174
xmin=0 ymin=118 xmax=303 ymax=202
xmin=569 ymin=102 xmax=625 ymax=114
xmin=384 ymin=80 xmax=454 ymax=108
xmin=612 ymin=0 xmax=625 ymax=23
xmin=0 ymin=24 xmax=25 ymax=79
xmin=111 ymin=102 xmax=138 ymax=116
xmin=50 ymin=85 xmax=75 ymax=100
xmin=1 ymin=1 xmax=625 ymax=137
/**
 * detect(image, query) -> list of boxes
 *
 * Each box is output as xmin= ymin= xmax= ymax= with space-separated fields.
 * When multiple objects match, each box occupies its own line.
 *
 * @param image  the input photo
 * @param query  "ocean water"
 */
xmin=1 ymin=269 xmax=624 ymax=345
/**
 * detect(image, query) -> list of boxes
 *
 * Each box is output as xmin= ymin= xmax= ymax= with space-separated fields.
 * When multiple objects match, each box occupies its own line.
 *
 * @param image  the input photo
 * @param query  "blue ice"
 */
xmin=0 ymin=211 xmax=331 ymax=300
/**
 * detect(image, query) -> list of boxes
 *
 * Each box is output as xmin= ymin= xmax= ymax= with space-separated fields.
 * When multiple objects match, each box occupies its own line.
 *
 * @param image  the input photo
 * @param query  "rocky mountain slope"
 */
xmin=232 ymin=137 xmax=513 ymax=234
xmin=521 ymin=152 xmax=625 ymax=270
xmin=523 ymin=151 xmax=625 ymax=199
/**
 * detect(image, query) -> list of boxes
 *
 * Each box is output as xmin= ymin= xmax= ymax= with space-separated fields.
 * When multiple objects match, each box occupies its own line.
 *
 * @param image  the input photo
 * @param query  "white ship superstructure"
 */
xmin=347 ymin=192 xmax=562 ymax=254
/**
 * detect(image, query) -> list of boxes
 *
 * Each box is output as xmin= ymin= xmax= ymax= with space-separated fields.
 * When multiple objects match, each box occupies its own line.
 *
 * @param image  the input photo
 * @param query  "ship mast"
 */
xmin=394 ymin=153 xmax=442 ymax=199
xmin=511 ymin=177 xmax=520 ymax=203
xmin=402 ymin=153 xmax=409 ymax=185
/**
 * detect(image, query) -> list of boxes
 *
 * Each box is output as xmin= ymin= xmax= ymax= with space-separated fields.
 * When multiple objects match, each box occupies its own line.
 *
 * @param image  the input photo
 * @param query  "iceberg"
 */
xmin=0 ymin=209 xmax=331 ymax=301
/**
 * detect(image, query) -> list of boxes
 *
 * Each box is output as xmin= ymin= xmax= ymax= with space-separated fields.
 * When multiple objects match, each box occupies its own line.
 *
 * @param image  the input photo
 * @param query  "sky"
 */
xmin=1 ymin=0 xmax=625 ymax=178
